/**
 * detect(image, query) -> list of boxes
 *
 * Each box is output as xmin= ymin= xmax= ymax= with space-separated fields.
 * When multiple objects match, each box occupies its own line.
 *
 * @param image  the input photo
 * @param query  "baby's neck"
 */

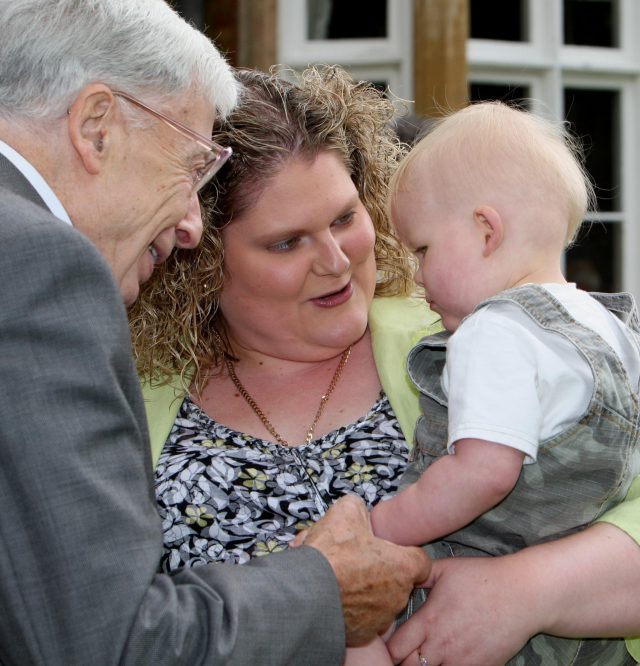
xmin=511 ymin=268 xmax=567 ymax=289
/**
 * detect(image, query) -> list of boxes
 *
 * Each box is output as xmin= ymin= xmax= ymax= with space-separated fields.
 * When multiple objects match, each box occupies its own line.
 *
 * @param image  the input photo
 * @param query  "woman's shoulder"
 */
xmin=369 ymin=295 xmax=442 ymax=343
xmin=141 ymin=375 xmax=188 ymax=467
xmin=368 ymin=296 xmax=443 ymax=447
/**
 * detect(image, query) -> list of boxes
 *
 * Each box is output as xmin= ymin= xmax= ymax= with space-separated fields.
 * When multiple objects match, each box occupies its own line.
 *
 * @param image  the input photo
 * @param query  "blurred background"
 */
xmin=171 ymin=0 xmax=640 ymax=300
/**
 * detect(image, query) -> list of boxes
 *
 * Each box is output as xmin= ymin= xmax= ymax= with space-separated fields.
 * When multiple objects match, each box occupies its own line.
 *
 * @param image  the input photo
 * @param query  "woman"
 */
xmin=130 ymin=65 xmax=439 ymax=570
xmin=130 ymin=66 xmax=640 ymax=664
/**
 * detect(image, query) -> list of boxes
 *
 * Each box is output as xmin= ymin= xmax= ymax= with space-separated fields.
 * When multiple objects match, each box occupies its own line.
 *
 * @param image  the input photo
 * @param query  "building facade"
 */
xmin=174 ymin=0 xmax=640 ymax=300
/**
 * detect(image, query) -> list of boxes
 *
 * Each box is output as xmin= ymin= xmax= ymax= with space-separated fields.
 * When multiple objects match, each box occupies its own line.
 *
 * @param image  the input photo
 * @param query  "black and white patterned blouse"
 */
xmin=155 ymin=392 xmax=408 ymax=572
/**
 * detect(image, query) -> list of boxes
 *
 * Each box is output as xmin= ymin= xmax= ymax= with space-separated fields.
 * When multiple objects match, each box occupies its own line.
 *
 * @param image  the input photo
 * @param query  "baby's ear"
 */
xmin=474 ymin=205 xmax=504 ymax=257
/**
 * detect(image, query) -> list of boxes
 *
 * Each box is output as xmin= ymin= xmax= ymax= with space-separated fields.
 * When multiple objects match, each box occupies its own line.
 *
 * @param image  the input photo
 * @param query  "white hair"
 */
xmin=0 ymin=0 xmax=238 ymax=123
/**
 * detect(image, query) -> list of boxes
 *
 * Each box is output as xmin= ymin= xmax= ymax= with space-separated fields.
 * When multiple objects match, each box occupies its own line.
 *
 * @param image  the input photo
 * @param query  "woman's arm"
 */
xmin=387 ymin=522 xmax=640 ymax=666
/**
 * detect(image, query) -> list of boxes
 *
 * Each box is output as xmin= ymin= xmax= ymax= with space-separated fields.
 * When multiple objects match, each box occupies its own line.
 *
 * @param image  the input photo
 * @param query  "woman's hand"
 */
xmin=387 ymin=555 xmax=534 ymax=666
xmin=387 ymin=522 xmax=640 ymax=665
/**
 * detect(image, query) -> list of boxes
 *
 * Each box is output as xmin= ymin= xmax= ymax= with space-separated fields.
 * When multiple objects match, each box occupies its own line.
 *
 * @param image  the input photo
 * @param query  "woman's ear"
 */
xmin=474 ymin=205 xmax=504 ymax=257
xmin=67 ymin=84 xmax=115 ymax=175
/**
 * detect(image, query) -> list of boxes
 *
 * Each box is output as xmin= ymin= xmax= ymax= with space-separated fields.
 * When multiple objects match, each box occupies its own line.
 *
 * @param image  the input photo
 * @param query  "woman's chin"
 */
xmin=324 ymin=317 xmax=369 ymax=350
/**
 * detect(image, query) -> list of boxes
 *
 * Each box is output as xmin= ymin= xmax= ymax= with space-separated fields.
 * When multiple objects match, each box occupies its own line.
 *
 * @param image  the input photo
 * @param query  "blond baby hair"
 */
xmin=389 ymin=101 xmax=596 ymax=247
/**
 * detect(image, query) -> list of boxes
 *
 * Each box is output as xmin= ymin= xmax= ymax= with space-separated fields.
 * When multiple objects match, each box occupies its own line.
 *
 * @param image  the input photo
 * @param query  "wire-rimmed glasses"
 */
xmin=112 ymin=90 xmax=232 ymax=193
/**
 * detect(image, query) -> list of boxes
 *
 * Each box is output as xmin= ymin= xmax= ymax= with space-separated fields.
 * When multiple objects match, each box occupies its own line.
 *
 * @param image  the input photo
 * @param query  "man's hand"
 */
xmin=300 ymin=495 xmax=431 ymax=646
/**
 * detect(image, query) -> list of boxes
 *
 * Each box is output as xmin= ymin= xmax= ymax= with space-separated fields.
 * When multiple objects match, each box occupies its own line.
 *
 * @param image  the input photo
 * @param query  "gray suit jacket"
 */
xmin=0 ymin=155 xmax=344 ymax=665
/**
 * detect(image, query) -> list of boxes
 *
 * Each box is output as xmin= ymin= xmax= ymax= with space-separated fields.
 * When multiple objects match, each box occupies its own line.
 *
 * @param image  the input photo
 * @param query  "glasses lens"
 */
xmin=195 ymin=145 xmax=232 ymax=192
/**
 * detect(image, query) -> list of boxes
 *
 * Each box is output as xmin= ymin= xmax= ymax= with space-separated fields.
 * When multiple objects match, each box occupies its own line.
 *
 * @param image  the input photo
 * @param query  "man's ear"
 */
xmin=474 ymin=205 xmax=504 ymax=257
xmin=67 ymin=84 xmax=116 ymax=175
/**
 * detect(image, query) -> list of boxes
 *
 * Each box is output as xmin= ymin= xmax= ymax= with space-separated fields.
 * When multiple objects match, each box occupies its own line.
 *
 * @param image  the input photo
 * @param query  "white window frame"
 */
xmin=276 ymin=0 xmax=640 ymax=296
xmin=468 ymin=0 xmax=640 ymax=299
xmin=277 ymin=0 xmax=413 ymax=101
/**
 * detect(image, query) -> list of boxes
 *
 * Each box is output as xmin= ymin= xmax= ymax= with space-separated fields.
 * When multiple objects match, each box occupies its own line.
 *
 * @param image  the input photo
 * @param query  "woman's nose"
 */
xmin=175 ymin=194 xmax=204 ymax=249
xmin=313 ymin=234 xmax=351 ymax=275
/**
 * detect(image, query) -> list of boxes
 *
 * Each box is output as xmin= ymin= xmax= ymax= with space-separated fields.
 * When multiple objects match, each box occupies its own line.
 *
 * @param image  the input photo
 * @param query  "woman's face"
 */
xmin=219 ymin=151 xmax=377 ymax=361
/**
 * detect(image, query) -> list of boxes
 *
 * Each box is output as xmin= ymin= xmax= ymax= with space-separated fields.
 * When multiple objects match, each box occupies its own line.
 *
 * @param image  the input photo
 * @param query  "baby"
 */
xmin=352 ymin=101 xmax=640 ymax=665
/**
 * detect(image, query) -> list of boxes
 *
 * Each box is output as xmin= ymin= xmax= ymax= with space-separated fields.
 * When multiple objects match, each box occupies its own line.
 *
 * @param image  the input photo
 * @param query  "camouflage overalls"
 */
xmin=404 ymin=285 xmax=640 ymax=665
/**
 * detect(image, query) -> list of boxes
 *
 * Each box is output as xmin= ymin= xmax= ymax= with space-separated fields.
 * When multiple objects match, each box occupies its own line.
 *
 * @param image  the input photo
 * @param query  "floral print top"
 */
xmin=155 ymin=392 xmax=408 ymax=572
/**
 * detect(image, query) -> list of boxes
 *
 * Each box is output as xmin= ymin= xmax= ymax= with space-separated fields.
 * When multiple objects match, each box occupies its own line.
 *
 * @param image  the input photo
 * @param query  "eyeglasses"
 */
xmin=112 ymin=90 xmax=232 ymax=193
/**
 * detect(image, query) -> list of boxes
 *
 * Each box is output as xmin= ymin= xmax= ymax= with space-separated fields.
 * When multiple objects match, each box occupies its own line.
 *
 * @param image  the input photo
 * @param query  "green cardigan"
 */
xmin=141 ymin=295 xmax=640 ymax=657
xmin=142 ymin=296 xmax=442 ymax=466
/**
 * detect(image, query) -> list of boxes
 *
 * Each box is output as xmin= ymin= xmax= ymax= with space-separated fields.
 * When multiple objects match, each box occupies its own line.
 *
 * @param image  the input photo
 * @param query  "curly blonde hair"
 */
xmin=129 ymin=65 xmax=413 ymax=390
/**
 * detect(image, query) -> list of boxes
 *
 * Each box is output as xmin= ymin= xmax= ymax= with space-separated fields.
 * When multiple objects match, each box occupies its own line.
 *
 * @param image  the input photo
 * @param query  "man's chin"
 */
xmin=122 ymin=279 xmax=141 ymax=308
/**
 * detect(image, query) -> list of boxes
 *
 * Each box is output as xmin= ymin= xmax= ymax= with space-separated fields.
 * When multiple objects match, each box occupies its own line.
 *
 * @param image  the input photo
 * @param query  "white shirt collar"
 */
xmin=0 ymin=138 xmax=73 ymax=226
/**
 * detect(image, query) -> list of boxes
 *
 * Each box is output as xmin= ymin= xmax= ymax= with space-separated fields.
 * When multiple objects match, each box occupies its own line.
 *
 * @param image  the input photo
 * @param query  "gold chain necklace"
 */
xmin=224 ymin=346 xmax=352 ymax=447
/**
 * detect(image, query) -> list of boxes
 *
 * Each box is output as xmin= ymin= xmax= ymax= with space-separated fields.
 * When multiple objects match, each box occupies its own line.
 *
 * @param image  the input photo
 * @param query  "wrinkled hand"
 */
xmin=387 ymin=555 xmax=536 ymax=665
xmin=301 ymin=495 xmax=432 ymax=647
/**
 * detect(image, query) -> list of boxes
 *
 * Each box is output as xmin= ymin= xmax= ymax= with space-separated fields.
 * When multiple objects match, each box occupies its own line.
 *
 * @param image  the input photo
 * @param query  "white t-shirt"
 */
xmin=443 ymin=283 xmax=640 ymax=463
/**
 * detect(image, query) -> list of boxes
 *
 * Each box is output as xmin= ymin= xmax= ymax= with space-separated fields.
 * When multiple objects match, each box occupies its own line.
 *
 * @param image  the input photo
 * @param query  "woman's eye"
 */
xmin=414 ymin=246 xmax=427 ymax=258
xmin=333 ymin=211 xmax=355 ymax=227
xmin=269 ymin=237 xmax=299 ymax=252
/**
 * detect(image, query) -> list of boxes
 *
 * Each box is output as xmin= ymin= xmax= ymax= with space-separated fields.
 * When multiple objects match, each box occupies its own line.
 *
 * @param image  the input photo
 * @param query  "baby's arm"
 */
xmin=371 ymin=439 xmax=525 ymax=546
xmin=343 ymin=635 xmax=393 ymax=666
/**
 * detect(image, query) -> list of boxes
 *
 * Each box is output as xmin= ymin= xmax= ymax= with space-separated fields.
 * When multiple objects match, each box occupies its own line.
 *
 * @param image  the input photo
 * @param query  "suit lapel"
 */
xmin=0 ymin=152 xmax=49 ymax=208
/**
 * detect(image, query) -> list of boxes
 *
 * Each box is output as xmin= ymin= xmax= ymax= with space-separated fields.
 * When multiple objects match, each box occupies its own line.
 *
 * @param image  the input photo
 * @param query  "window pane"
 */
xmin=470 ymin=0 xmax=527 ymax=41
xmin=392 ymin=113 xmax=436 ymax=146
xmin=564 ymin=88 xmax=620 ymax=212
xmin=170 ymin=0 xmax=205 ymax=29
xmin=566 ymin=222 xmax=622 ymax=292
xmin=307 ymin=0 xmax=387 ymax=40
xmin=469 ymin=82 xmax=531 ymax=109
xmin=563 ymin=0 xmax=618 ymax=47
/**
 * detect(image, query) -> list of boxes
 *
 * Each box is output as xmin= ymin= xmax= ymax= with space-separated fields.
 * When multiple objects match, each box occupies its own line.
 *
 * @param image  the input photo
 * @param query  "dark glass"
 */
xmin=170 ymin=0 xmax=205 ymax=30
xmin=564 ymin=88 xmax=619 ymax=212
xmin=563 ymin=0 xmax=617 ymax=47
xmin=470 ymin=0 xmax=526 ymax=41
xmin=564 ymin=88 xmax=620 ymax=292
xmin=307 ymin=0 xmax=387 ymax=40
xmin=392 ymin=113 xmax=436 ymax=146
xmin=565 ymin=222 xmax=622 ymax=292
xmin=370 ymin=80 xmax=389 ymax=93
xmin=204 ymin=0 xmax=237 ymax=65
xmin=469 ymin=82 xmax=530 ymax=109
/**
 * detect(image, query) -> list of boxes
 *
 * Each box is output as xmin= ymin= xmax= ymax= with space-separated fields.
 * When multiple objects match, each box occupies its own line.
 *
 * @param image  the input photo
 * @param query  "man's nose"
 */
xmin=175 ymin=194 xmax=204 ymax=249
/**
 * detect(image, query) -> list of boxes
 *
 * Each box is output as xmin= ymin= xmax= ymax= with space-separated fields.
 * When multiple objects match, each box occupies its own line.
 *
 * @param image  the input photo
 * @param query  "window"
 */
xmin=277 ymin=0 xmax=640 ymax=298
xmin=278 ymin=0 xmax=413 ymax=102
xmin=469 ymin=83 xmax=530 ymax=108
xmin=307 ymin=0 xmax=387 ymax=40
xmin=170 ymin=0 xmax=205 ymax=30
xmin=470 ymin=0 xmax=526 ymax=42
xmin=564 ymin=0 xmax=618 ymax=47
xmin=468 ymin=0 xmax=640 ymax=298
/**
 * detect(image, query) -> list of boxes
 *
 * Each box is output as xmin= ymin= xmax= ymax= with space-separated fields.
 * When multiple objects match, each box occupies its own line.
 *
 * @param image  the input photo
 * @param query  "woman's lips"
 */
xmin=311 ymin=281 xmax=353 ymax=307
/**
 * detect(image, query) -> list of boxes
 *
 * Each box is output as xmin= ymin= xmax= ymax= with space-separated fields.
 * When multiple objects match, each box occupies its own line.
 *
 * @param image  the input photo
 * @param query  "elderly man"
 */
xmin=0 ymin=1 xmax=430 ymax=664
